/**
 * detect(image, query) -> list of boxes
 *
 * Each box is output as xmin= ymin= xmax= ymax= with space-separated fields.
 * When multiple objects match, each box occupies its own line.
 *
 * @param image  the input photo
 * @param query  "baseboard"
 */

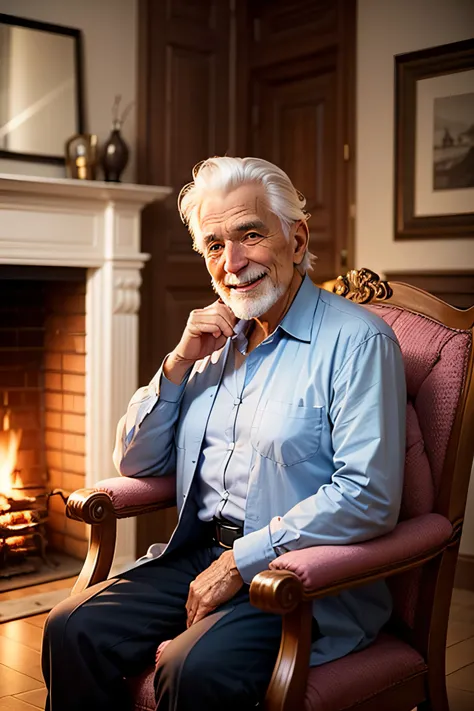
xmin=454 ymin=554 xmax=474 ymax=591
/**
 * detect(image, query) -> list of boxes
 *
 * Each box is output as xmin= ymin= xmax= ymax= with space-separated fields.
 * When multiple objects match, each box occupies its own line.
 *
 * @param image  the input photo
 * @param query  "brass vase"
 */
xmin=65 ymin=134 xmax=98 ymax=180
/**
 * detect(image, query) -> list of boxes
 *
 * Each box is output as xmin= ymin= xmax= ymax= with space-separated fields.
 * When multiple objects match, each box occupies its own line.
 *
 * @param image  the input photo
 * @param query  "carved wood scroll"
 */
xmin=333 ymin=268 xmax=393 ymax=304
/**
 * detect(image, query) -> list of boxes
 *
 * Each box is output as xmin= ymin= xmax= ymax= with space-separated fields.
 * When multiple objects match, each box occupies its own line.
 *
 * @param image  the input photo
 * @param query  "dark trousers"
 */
xmin=41 ymin=540 xmax=282 ymax=711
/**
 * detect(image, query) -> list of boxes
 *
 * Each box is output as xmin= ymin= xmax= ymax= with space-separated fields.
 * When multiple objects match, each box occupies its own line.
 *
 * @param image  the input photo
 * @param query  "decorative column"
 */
xmin=86 ymin=261 xmax=147 ymax=568
xmin=85 ymin=202 xmax=160 ymax=570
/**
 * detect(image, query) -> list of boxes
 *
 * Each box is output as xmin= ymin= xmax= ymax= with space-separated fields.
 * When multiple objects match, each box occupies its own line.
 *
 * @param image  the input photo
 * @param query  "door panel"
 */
xmin=252 ymin=61 xmax=337 ymax=280
xmin=240 ymin=0 xmax=356 ymax=281
xmin=137 ymin=0 xmax=230 ymax=554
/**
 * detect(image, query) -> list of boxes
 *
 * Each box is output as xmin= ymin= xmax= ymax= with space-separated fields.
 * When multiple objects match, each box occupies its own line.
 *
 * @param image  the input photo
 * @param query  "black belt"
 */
xmin=211 ymin=517 xmax=244 ymax=549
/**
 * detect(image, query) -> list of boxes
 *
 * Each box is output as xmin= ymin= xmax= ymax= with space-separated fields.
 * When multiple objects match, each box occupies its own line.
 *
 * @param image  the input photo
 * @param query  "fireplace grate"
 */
xmin=0 ymin=486 xmax=68 ymax=579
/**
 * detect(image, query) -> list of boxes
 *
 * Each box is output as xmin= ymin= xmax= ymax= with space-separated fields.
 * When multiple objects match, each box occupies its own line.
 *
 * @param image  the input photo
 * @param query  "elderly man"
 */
xmin=42 ymin=157 xmax=406 ymax=711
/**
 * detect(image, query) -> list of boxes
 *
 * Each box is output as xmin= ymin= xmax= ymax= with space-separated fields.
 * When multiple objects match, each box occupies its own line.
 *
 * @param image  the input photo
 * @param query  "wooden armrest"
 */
xmin=67 ymin=475 xmax=176 ymax=523
xmin=268 ymin=514 xmax=455 ymax=599
xmin=66 ymin=477 xmax=176 ymax=595
xmin=250 ymin=571 xmax=312 ymax=711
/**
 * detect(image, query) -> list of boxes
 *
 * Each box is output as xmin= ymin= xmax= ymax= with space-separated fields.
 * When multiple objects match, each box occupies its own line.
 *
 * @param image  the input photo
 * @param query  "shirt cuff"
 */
xmin=232 ymin=525 xmax=278 ymax=585
xmin=158 ymin=372 xmax=188 ymax=403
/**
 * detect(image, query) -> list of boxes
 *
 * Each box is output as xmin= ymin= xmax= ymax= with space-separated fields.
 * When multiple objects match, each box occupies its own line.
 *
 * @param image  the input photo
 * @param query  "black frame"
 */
xmin=394 ymin=38 xmax=474 ymax=240
xmin=0 ymin=13 xmax=84 ymax=165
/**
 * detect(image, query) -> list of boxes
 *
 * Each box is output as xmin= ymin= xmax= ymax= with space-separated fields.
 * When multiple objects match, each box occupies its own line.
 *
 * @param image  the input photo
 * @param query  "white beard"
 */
xmin=212 ymin=267 xmax=286 ymax=320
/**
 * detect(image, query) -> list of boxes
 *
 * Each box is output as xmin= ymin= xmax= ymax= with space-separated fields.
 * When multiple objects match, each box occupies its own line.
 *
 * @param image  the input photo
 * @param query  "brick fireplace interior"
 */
xmin=0 ymin=266 xmax=89 ymax=586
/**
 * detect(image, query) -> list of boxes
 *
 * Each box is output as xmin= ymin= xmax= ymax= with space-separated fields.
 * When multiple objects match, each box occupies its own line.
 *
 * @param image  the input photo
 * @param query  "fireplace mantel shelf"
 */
xmin=0 ymin=173 xmax=172 ymax=269
xmin=0 ymin=173 xmax=173 ymax=569
xmin=0 ymin=173 xmax=171 ymax=205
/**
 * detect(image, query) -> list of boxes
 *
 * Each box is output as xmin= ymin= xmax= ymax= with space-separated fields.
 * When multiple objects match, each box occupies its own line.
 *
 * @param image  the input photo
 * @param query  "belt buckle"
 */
xmin=215 ymin=520 xmax=238 ymax=549
xmin=218 ymin=534 xmax=233 ymax=550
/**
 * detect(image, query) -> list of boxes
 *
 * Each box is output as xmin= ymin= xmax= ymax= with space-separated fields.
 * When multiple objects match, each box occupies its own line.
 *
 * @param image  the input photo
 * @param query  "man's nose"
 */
xmin=223 ymin=240 xmax=248 ymax=274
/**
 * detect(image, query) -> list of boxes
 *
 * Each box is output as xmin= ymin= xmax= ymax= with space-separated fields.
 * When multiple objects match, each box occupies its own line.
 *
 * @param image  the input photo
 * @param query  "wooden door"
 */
xmin=136 ymin=0 xmax=232 ymax=553
xmin=239 ymin=0 xmax=356 ymax=281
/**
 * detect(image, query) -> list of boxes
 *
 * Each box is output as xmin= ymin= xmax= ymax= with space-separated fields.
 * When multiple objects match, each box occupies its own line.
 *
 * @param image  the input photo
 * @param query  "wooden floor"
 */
xmin=0 ymin=582 xmax=473 ymax=710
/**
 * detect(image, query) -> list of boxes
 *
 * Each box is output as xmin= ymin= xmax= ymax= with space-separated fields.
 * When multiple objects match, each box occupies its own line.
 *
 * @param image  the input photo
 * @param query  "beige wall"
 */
xmin=0 ymin=0 xmax=137 ymax=182
xmin=356 ymin=0 xmax=474 ymax=274
xmin=356 ymin=0 xmax=474 ymax=556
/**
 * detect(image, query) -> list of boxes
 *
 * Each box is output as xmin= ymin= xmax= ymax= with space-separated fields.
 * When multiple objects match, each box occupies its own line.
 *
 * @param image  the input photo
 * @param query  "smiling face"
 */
xmin=195 ymin=184 xmax=307 ymax=320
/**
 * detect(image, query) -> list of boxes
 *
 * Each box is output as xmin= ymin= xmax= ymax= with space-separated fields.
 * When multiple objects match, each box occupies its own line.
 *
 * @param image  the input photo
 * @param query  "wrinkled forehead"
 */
xmin=195 ymin=185 xmax=276 ymax=242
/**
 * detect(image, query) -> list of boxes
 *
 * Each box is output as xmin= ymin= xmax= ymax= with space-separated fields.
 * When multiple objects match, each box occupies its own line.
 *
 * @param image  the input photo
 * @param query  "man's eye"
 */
xmin=208 ymin=243 xmax=223 ymax=253
xmin=244 ymin=232 xmax=262 ymax=241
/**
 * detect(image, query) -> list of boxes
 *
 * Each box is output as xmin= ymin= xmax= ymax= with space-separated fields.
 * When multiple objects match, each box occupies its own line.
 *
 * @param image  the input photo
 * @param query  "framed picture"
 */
xmin=0 ymin=13 xmax=84 ymax=165
xmin=394 ymin=38 xmax=474 ymax=240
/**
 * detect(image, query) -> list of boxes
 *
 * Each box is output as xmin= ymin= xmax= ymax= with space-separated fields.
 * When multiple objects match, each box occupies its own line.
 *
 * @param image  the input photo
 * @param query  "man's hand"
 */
xmin=164 ymin=301 xmax=237 ymax=384
xmin=185 ymin=549 xmax=243 ymax=627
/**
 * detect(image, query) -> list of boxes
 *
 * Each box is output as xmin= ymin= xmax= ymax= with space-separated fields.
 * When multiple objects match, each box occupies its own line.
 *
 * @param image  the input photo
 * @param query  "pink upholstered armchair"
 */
xmin=66 ymin=270 xmax=474 ymax=711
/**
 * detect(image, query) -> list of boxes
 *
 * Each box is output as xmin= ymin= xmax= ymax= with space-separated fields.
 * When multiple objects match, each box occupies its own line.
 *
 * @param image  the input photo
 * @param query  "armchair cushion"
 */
xmin=126 ymin=633 xmax=427 ymax=711
xmin=95 ymin=475 xmax=176 ymax=513
xmin=304 ymin=633 xmax=426 ymax=711
xmin=269 ymin=513 xmax=452 ymax=595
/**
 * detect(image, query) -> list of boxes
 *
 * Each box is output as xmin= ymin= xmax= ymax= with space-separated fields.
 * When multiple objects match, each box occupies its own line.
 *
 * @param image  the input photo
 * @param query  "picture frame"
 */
xmin=394 ymin=38 xmax=474 ymax=240
xmin=0 ymin=13 xmax=84 ymax=166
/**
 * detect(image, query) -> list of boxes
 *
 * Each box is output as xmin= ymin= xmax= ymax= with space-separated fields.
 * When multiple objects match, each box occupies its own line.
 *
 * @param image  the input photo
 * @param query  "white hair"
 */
xmin=178 ymin=156 xmax=316 ymax=273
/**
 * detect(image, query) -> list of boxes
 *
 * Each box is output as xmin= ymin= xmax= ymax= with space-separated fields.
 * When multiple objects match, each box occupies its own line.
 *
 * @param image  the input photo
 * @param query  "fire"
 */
xmin=0 ymin=399 xmax=23 ymax=501
xmin=5 ymin=535 xmax=26 ymax=547
xmin=0 ymin=510 xmax=35 ymax=527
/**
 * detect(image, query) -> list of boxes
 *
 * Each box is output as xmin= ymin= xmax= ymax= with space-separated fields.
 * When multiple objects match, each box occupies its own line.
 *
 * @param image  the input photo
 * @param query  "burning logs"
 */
xmin=0 ymin=491 xmax=48 ymax=565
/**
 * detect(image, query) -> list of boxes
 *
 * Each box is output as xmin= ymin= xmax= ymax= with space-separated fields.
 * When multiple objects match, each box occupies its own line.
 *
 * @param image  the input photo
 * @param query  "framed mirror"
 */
xmin=0 ymin=13 xmax=84 ymax=165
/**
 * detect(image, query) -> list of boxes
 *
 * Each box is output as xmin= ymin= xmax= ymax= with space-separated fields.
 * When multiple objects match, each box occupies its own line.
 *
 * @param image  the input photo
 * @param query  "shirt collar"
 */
xmin=231 ymin=275 xmax=320 ymax=349
xmin=278 ymin=274 xmax=320 ymax=343
xmin=232 ymin=318 xmax=252 ymax=354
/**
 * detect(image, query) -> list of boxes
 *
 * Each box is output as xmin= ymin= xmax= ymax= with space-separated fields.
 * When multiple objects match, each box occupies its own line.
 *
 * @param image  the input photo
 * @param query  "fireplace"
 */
xmin=0 ymin=269 xmax=89 ymax=579
xmin=0 ymin=173 xmax=170 ymax=584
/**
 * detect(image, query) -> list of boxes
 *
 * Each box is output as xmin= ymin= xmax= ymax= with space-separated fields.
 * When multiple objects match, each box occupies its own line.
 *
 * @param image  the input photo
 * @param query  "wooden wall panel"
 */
xmin=385 ymin=271 xmax=474 ymax=309
xmin=166 ymin=0 xmax=215 ymax=27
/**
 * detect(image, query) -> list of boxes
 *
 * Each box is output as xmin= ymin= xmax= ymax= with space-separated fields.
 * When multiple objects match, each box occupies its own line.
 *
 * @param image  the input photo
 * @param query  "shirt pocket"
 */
xmin=251 ymin=399 xmax=324 ymax=467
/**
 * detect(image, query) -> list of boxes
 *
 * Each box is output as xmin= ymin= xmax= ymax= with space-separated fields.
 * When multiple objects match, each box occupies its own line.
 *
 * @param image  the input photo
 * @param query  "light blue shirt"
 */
xmin=197 ymin=322 xmax=269 ymax=524
xmin=114 ymin=275 xmax=406 ymax=666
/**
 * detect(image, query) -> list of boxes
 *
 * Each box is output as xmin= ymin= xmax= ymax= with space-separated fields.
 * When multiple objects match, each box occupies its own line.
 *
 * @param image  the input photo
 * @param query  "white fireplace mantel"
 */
xmin=0 ymin=173 xmax=172 ymax=570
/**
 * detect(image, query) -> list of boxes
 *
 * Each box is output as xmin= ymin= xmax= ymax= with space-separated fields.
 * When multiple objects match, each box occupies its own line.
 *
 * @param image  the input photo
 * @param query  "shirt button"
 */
xmin=228 ymin=442 xmax=235 ymax=450
xmin=234 ymin=398 xmax=241 ymax=406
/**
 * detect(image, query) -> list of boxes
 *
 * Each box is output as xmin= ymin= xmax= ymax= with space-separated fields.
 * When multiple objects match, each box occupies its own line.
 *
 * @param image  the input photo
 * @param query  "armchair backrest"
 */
xmin=364 ymin=304 xmax=471 ymax=521
xmin=328 ymin=270 xmax=474 ymax=636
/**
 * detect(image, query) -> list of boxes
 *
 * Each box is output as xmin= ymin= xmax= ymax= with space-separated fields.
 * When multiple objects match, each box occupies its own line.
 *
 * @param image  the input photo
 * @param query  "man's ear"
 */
xmin=293 ymin=220 xmax=309 ymax=266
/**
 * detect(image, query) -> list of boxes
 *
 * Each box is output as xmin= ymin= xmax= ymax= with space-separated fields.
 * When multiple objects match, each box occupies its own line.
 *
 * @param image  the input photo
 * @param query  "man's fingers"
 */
xmin=188 ymin=313 xmax=235 ymax=338
xmin=214 ymin=303 xmax=238 ymax=331
xmin=202 ymin=301 xmax=237 ymax=329
xmin=188 ymin=601 xmax=214 ymax=628
xmin=185 ymin=585 xmax=198 ymax=627
xmin=187 ymin=321 xmax=223 ymax=338
xmin=191 ymin=607 xmax=210 ymax=627
xmin=202 ymin=311 xmax=236 ymax=336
